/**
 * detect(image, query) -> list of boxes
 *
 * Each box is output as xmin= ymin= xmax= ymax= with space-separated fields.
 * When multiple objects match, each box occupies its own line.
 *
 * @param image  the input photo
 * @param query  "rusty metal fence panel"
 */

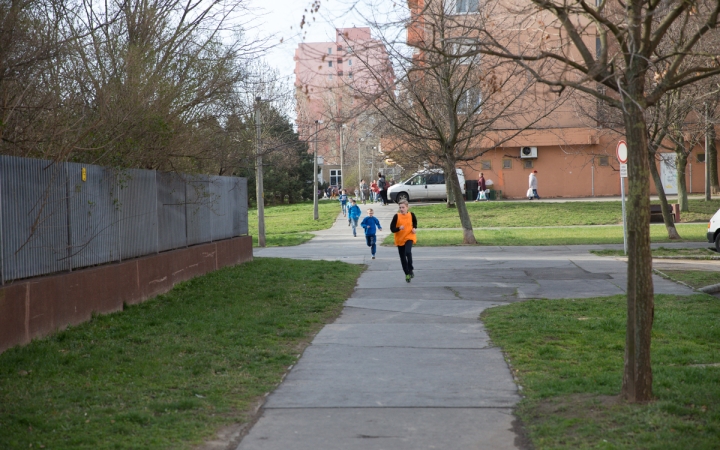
xmin=0 ymin=156 xmax=248 ymax=283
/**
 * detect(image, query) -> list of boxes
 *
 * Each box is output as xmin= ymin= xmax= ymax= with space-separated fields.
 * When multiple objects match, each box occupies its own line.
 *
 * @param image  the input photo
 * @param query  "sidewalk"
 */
xmin=239 ymin=204 xmax=693 ymax=450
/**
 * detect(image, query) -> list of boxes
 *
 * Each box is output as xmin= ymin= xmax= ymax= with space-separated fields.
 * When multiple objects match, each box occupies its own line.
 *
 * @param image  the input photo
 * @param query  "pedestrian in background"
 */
xmin=348 ymin=199 xmax=361 ymax=236
xmin=528 ymin=170 xmax=540 ymax=200
xmin=361 ymin=208 xmax=382 ymax=259
xmin=378 ymin=173 xmax=388 ymax=206
xmin=338 ymin=189 xmax=348 ymax=216
xmin=390 ymin=199 xmax=417 ymax=283
xmin=476 ymin=173 xmax=487 ymax=201
xmin=371 ymin=180 xmax=379 ymax=203
xmin=360 ymin=179 xmax=369 ymax=204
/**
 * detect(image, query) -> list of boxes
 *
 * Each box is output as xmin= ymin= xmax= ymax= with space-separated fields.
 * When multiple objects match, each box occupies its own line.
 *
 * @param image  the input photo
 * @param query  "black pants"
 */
xmin=397 ymin=241 xmax=414 ymax=275
xmin=380 ymin=189 xmax=388 ymax=205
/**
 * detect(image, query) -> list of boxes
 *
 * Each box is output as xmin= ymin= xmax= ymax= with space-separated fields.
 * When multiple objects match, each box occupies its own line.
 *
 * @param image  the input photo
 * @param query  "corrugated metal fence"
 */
xmin=0 ymin=156 xmax=248 ymax=283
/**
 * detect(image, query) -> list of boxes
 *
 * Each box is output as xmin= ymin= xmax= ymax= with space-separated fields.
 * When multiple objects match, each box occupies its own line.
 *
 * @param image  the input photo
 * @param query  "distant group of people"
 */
xmin=473 ymin=170 xmax=540 ymax=201
xmin=339 ymin=188 xmax=417 ymax=283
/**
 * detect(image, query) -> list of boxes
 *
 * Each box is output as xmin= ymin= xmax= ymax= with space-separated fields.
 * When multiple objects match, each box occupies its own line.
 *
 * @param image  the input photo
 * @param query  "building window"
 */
xmin=337 ymin=45 xmax=343 ymax=51
xmin=456 ymin=0 xmax=479 ymax=13
xmin=524 ymin=160 xmax=534 ymax=169
xmin=502 ymin=159 xmax=512 ymax=169
xmin=348 ymin=72 xmax=353 ymax=79
xmin=328 ymin=47 xmax=332 ymax=54
xmin=598 ymin=156 xmax=609 ymax=166
xmin=328 ymin=74 xmax=333 ymax=80
xmin=328 ymin=61 xmax=333 ymax=67
xmin=330 ymin=169 xmax=342 ymax=186
xmin=338 ymin=70 xmax=344 ymax=76
xmin=458 ymin=89 xmax=482 ymax=114
xmin=337 ymin=58 xmax=343 ymax=64
xmin=697 ymin=153 xmax=706 ymax=163
xmin=481 ymin=160 xmax=491 ymax=170
xmin=348 ymin=59 xmax=352 ymax=66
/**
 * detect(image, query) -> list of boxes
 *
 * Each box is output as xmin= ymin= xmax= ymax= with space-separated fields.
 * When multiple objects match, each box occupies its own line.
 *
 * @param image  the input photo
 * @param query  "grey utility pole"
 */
xmin=706 ymin=103 xmax=712 ymax=201
xmin=314 ymin=120 xmax=322 ymax=220
xmin=255 ymin=97 xmax=266 ymax=247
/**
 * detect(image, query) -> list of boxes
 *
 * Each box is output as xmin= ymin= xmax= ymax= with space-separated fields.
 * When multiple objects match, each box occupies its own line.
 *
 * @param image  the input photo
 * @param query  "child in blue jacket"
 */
xmin=360 ymin=208 xmax=382 ymax=259
xmin=338 ymin=189 xmax=348 ymax=216
xmin=347 ymin=199 xmax=362 ymax=237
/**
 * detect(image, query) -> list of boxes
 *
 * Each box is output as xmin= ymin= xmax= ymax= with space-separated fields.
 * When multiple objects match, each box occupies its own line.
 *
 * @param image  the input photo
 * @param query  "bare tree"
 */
xmin=354 ymin=0 xmax=567 ymax=244
xmin=476 ymin=0 xmax=720 ymax=402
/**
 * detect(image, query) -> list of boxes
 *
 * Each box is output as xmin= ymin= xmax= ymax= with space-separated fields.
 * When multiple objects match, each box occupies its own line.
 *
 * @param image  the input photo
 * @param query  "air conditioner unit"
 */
xmin=520 ymin=146 xmax=538 ymax=158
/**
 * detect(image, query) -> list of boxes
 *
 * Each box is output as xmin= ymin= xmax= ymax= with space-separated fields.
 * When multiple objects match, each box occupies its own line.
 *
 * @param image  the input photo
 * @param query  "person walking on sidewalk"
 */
xmin=528 ymin=170 xmax=540 ymax=200
xmin=475 ymin=173 xmax=487 ymax=201
xmin=390 ymin=199 xmax=417 ymax=283
xmin=348 ymin=199 xmax=362 ymax=236
xmin=378 ymin=173 xmax=389 ymax=206
xmin=360 ymin=208 xmax=382 ymax=259
xmin=338 ymin=189 xmax=348 ymax=216
xmin=360 ymin=179 xmax=369 ymax=204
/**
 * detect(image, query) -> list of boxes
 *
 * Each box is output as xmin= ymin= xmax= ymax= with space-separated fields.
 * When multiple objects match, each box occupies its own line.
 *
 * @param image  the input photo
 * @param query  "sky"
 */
xmin=244 ymin=0 xmax=404 ymax=84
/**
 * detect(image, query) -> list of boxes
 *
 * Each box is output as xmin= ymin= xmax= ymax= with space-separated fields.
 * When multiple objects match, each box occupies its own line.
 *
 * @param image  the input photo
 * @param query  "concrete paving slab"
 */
xmin=528 ymin=279 xmax=625 ymax=299
xmin=334 ymin=307 xmax=481 ymax=324
xmin=350 ymin=287 xmax=460 ymax=300
xmin=264 ymin=345 xmax=519 ymax=408
xmin=237 ymin=408 xmax=520 ymax=450
xmin=344 ymin=298 xmax=502 ymax=319
xmin=523 ymin=267 xmax=611 ymax=280
xmin=312 ymin=323 xmax=490 ymax=349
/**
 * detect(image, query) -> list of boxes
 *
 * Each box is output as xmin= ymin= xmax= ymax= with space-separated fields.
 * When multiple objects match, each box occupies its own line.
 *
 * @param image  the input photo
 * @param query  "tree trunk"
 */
xmin=445 ymin=180 xmax=456 ymax=208
xmin=709 ymin=124 xmax=719 ymax=195
xmin=446 ymin=160 xmax=477 ymax=244
xmin=648 ymin=149 xmax=681 ymax=239
xmin=676 ymin=149 xmax=689 ymax=212
xmin=622 ymin=97 xmax=654 ymax=403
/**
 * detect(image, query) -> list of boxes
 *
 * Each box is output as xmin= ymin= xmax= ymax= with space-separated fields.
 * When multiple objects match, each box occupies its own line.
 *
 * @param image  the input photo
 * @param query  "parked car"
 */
xmin=708 ymin=207 xmax=720 ymax=251
xmin=387 ymin=169 xmax=466 ymax=203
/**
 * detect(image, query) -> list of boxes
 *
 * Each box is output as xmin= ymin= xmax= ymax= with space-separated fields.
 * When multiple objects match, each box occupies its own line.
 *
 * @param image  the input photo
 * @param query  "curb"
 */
xmin=699 ymin=283 xmax=720 ymax=294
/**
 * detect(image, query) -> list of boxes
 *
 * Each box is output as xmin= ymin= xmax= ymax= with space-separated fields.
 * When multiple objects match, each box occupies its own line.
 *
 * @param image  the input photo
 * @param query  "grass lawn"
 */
xmin=409 ymin=198 xmax=720 ymax=228
xmin=382 ymin=223 xmax=709 ymax=246
xmin=247 ymin=201 xmax=340 ymax=246
xmin=658 ymin=270 xmax=720 ymax=289
xmin=592 ymin=247 xmax=719 ymax=259
xmin=0 ymin=258 xmax=364 ymax=450
xmin=482 ymin=294 xmax=720 ymax=449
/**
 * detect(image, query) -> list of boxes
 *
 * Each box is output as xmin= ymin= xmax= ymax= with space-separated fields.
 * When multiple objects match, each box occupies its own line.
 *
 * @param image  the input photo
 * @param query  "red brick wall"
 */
xmin=0 ymin=236 xmax=252 ymax=354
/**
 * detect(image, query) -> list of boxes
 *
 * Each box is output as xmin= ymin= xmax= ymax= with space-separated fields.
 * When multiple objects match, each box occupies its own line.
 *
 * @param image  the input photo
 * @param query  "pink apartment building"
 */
xmin=295 ymin=27 xmax=393 ymax=188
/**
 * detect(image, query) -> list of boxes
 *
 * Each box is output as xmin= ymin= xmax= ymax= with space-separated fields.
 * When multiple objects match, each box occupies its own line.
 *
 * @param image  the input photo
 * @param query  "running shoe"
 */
xmin=372 ymin=255 xmax=375 ymax=259
xmin=405 ymin=274 xmax=411 ymax=283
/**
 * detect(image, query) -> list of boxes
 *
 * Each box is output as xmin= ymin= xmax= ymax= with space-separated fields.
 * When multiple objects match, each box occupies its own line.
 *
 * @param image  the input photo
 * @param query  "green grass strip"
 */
xmin=382 ymin=223 xmax=709 ymax=246
xmin=659 ymin=270 xmax=720 ymax=289
xmin=482 ymin=294 xmax=720 ymax=449
xmin=592 ymin=247 xmax=718 ymax=259
xmin=410 ymin=199 xmax=720 ymax=228
xmin=0 ymin=258 xmax=364 ymax=449
xmin=248 ymin=201 xmax=340 ymax=247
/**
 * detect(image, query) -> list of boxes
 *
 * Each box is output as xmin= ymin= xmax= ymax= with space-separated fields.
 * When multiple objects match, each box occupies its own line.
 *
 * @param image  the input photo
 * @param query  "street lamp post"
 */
xmin=314 ymin=120 xmax=322 ymax=220
xmin=255 ymin=96 xmax=265 ymax=247
xmin=358 ymin=137 xmax=364 ymax=191
xmin=340 ymin=124 xmax=345 ymax=190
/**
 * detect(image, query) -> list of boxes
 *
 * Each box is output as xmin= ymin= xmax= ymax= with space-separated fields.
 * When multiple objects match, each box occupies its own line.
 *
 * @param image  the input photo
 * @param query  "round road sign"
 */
xmin=616 ymin=140 xmax=628 ymax=164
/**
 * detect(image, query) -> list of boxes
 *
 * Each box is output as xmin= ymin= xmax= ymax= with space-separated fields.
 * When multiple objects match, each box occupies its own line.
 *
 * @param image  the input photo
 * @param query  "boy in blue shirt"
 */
xmin=347 ymin=199 xmax=362 ymax=237
xmin=338 ymin=189 xmax=348 ymax=217
xmin=360 ymin=208 xmax=382 ymax=259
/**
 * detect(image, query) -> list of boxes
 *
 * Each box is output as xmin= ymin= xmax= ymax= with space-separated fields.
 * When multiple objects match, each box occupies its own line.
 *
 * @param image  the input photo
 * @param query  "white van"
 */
xmin=708 ymin=208 xmax=720 ymax=251
xmin=387 ymin=168 xmax=466 ymax=203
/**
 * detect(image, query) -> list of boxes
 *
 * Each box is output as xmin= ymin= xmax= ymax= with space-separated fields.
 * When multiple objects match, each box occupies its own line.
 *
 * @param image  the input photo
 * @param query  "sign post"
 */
xmin=616 ymin=141 xmax=628 ymax=255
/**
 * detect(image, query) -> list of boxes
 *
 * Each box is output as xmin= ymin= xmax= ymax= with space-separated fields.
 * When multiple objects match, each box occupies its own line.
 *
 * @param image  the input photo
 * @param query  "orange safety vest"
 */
xmin=393 ymin=212 xmax=417 ymax=246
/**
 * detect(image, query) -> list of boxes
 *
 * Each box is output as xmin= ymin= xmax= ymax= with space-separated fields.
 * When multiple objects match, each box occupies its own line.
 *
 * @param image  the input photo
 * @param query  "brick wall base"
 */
xmin=0 ymin=236 xmax=253 ymax=354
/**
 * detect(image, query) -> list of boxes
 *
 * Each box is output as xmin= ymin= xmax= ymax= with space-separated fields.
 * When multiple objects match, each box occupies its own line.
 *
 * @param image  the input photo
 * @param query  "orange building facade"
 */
xmin=405 ymin=0 xmax=719 ymax=199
